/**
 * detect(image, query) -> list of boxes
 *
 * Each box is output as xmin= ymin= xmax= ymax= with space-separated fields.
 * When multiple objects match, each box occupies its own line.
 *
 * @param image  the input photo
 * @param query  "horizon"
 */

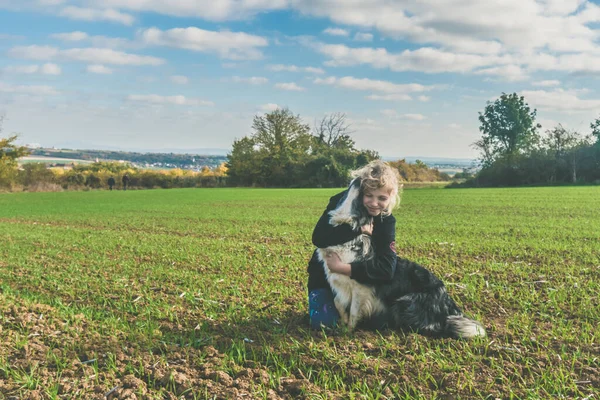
xmin=2 ymin=1 xmax=600 ymax=159
xmin=25 ymin=144 xmax=478 ymax=164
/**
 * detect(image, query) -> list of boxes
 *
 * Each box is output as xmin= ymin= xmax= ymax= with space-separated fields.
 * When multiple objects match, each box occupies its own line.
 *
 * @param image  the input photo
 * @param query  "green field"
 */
xmin=0 ymin=187 xmax=599 ymax=399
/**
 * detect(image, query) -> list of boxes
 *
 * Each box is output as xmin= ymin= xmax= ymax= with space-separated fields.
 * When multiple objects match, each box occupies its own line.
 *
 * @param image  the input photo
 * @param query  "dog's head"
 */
xmin=329 ymin=178 xmax=371 ymax=230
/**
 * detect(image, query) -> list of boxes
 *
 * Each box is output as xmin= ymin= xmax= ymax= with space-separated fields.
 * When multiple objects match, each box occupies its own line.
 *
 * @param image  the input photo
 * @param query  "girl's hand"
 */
xmin=360 ymin=220 xmax=373 ymax=235
xmin=324 ymin=252 xmax=351 ymax=276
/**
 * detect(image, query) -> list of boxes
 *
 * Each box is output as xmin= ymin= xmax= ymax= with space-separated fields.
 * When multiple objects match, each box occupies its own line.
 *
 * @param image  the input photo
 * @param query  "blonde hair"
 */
xmin=350 ymin=160 xmax=402 ymax=217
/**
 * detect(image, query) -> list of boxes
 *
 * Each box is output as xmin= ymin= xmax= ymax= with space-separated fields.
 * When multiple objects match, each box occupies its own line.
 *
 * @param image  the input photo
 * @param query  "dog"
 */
xmin=318 ymin=179 xmax=486 ymax=339
xmin=317 ymin=233 xmax=386 ymax=331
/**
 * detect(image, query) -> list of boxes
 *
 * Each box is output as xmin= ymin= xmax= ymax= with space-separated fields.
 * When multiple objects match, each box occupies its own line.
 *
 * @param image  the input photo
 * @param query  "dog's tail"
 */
xmin=445 ymin=315 xmax=486 ymax=339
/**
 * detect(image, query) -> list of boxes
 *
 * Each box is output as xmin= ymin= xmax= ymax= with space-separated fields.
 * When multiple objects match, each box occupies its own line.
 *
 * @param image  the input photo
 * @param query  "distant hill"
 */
xmin=383 ymin=156 xmax=477 ymax=166
xmin=383 ymin=156 xmax=479 ymax=176
xmin=24 ymin=146 xmax=478 ymax=175
xmin=45 ymin=141 xmax=230 ymax=156
xmin=27 ymin=147 xmax=228 ymax=170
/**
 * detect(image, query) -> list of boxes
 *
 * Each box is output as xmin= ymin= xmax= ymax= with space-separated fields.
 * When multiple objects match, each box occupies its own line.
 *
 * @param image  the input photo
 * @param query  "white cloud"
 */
xmin=40 ymin=63 xmax=61 ymax=75
xmin=449 ymin=123 xmax=462 ymax=129
xmin=3 ymin=65 xmax=40 ymax=74
xmin=3 ymin=63 xmax=61 ymax=75
xmin=403 ymin=113 xmax=426 ymax=120
xmin=354 ymin=32 xmax=373 ymax=42
xmin=8 ymin=45 xmax=59 ymax=60
xmin=50 ymin=31 xmax=134 ymax=49
xmin=323 ymin=27 xmax=350 ymax=37
xmin=521 ymin=89 xmax=600 ymax=113
xmin=170 ymin=75 xmax=189 ymax=84
xmin=87 ymin=64 xmax=113 ymax=74
xmin=51 ymin=31 xmax=89 ymax=41
xmin=304 ymin=66 xmax=325 ymax=74
xmin=259 ymin=103 xmax=280 ymax=112
xmin=290 ymin=2 xmax=600 ymax=77
xmin=267 ymin=64 xmax=325 ymax=74
xmin=417 ymin=95 xmax=430 ymax=102
xmin=97 ymin=0 xmax=287 ymax=20
xmin=313 ymin=76 xmax=436 ymax=94
xmin=366 ymin=94 xmax=412 ymax=101
xmin=38 ymin=0 xmax=67 ymax=5
xmin=474 ymin=65 xmax=529 ymax=82
xmin=231 ymin=76 xmax=268 ymax=85
xmin=275 ymin=82 xmax=306 ymax=91
xmin=380 ymin=109 xmax=397 ymax=117
xmin=14 ymin=0 xmax=600 ymax=63
xmin=9 ymin=45 xmax=165 ymax=66
xmin=527 ymin=53 xmax=600 ymax=74
xmin=313 ymin=42 xmax=511 ymax=74
xmin=59 ymin=6 xmax=135 ymax=25
xmin=532 ymin=80 xmax=561 ymax=87
xmin=0 ymin=82 xmax=60 ymax=96
xmin=138 ymin=27 xmax=268 ymax=60
xmin=127 ymin=94 xmax=214 ymax=106
xmin=62 ymin=48 xmax=164 ymax=66
xmin=292 ymin=0 xmax=600 ymax=55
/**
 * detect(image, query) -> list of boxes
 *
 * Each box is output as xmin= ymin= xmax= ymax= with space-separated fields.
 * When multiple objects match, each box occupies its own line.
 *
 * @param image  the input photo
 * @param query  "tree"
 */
xmin=476 ymin=92 xmax=541 ymax=167
xmin=0 ymin=117 xmax=30 ymax=187
xmin=590 ymin=116 xmax=600 ymax=144
xmin=542 ymin=124 xmax=593 ymax=183
xmin=542 ymin=124 xmax=581 ymax=159
xmin=313 ymin=112 xmax=355 ymax=150
xmin=226 ymin=136 xmax=263 ymax=186
xmin=227 ymin=108 xmax=312 ymax=187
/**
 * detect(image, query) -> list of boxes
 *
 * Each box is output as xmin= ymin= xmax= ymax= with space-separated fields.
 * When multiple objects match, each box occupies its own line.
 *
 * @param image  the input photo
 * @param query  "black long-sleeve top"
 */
xmin=307 ymin=190 xmax=397 ymax=292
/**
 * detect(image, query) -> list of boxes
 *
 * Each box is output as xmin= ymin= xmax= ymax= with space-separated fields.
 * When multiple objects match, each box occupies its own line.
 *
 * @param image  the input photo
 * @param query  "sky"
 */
xmin=1 ymin=0 xmax=600 ymax=159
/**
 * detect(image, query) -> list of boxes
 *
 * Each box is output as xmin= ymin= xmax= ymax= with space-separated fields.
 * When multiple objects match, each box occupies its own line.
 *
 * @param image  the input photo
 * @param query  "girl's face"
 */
xmin=362 ymin=187 xmax=392 ymax=216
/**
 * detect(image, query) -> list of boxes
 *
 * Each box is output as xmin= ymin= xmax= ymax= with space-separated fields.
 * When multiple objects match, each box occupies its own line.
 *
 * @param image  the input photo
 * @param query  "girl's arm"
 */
xmin=350 ymin=215 xmax=397 ymax=283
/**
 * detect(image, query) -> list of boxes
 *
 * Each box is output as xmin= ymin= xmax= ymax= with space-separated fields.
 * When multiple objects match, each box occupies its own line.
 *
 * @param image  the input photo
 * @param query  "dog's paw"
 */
xmin=347 ymin=317 xmax=357 ymax=332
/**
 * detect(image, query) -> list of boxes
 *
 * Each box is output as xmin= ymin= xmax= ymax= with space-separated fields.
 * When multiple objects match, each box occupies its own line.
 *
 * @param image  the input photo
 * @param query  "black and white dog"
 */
xmin=318 ymin=179 xmax=486 ymax=339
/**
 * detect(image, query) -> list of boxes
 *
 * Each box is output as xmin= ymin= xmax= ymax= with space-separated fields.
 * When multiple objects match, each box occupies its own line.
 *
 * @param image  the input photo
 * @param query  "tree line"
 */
xmin=226 ymin=109 xmax=454 ymax=187
xmin=11 ymin=92 xmax=595 ymax=192
xmin=0 ymin=111 xmax=451 ymax=191
xmin=464 ymin=92 xmax=600 ymax=187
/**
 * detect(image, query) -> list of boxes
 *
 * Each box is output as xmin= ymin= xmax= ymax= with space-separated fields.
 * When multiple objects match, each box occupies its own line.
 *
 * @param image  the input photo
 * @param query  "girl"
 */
xmin=307 ymin=160 xmax=402 ymax=330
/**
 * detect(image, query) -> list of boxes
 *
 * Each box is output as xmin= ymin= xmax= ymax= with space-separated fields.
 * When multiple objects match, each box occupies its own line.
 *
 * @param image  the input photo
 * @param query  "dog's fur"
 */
xmin=318 ymin=179 xmax=486 ymax=339
xmin=317 ymin=234 xmax=386 ymax=330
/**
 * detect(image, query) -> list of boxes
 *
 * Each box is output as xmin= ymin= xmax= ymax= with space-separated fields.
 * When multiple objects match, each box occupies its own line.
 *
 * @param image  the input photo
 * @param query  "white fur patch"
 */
xmin=446 ymin=315 xmax=486 ymax=338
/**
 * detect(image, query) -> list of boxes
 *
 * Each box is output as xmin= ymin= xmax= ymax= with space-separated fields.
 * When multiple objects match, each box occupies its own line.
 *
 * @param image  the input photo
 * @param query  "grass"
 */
xmin=0 ymin=187 xmax=599 ymax=399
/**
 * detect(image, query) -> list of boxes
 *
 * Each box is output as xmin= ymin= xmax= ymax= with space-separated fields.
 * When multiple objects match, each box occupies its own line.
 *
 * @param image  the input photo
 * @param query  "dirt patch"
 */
xmin=0 ymin=299 xmax=328 ymax=399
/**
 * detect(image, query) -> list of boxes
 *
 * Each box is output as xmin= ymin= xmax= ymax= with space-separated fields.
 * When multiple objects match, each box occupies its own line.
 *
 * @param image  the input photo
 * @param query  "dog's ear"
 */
xmin=350 ymin=177 xmax=361 ymax=190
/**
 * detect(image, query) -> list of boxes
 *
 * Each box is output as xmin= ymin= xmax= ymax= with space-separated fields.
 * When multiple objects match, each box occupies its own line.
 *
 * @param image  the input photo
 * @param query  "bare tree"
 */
xmin=313 ymin=112 xmax=355 ymax=148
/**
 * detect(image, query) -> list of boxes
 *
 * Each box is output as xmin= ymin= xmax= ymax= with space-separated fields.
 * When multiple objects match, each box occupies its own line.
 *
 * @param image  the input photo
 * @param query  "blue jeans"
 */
xmin=308 ymin=288 xmax=339 ymax=329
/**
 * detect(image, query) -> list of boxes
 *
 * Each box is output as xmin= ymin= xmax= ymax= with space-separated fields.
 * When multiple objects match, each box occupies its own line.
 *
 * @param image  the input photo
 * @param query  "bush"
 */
xmin=18 ymin=163 xmax=55 ymax=186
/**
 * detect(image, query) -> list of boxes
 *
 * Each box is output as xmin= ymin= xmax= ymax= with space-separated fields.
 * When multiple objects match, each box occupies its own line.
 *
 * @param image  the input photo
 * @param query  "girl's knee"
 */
xmin=308 ymin=288 xmax=339 ymax=329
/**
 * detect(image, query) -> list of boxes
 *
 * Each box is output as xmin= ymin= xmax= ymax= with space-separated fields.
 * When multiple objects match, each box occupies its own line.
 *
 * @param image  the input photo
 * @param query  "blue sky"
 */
xmin=1 ymin=0 xmax=600 ymax=159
